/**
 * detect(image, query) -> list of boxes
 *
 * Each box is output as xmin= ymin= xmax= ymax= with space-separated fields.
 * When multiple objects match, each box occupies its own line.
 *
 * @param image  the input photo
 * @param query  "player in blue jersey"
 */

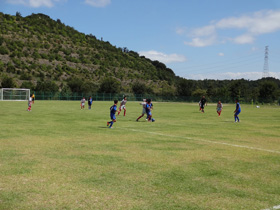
xmin=146 ymin=99 xmax=155 ymax=122
xmin=107 ymin=100 xmax=118 ymax=128
xmin=234 ymin=99 xmax=241 ymax=122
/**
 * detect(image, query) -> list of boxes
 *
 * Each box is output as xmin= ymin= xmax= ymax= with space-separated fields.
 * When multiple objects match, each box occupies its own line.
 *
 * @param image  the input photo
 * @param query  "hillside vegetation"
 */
xmin=0 ymin=12 xmax=279 ymax=103
xmin=0 ymin=12 xmax=176 ymax=94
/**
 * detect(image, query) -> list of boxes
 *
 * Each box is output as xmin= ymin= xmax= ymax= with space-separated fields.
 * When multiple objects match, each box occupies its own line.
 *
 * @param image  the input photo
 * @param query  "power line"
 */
xmin=178 ymin=54 xmax=263 ymax=74
xmin=183 ymin=52 xmax=263 ymax=70
xmin=182 ymin=59 xmax=263 ymax=77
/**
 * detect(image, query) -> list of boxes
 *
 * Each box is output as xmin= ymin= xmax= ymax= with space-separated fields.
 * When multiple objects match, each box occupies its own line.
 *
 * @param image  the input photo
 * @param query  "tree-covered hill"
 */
xmin=0 ymin=12 xmax=177 ymax=95
xmin=0 ymin=12 xmax=279 ymax=103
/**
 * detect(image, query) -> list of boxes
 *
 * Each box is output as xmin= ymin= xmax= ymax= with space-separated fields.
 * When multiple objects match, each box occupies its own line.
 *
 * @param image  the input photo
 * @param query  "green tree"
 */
xmin=0 ymin=36 xmax=4 ymax=45
xmin=99 ymin=77 xmax=121 ymax=94
xmin=20 ymin=72 xmax=32 ymax=80
xmin=36 ymin=80 xmax=59 ymax=92
xmin=0 ymin=46 xmax=9 ymax=55
xmin=192 ymin=88 xmax=207 ymax=97
xmin=67 ymin=77 xmax=84 ymax=93
xmin=132 ymin=81 xmax=147 ymax=94
xmin=1 ymin=76 xmax=16 ymax=88
xmin=81 ymin=81 xmax=99 ymax=94
xmin=176 ymin=79 xmax=193 ymax=96
xmin=21 ymin=81 xmax=34 ymax=89
xmin=259 ymin=81 xmax=278 ymax=103
xmin=229 ymin=80 xmax=242 ymax=100
xmin=206 ymin=83 xmax=216 ymax=98
xmin=60 ymin=84 xmax=72 ymax=99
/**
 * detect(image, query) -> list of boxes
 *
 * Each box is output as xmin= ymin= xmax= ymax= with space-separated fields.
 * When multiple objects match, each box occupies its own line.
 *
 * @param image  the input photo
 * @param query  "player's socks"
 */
xmin=237 ymin=116 xmax=239 ymax=122
xmin=124 ymin=110 xmax=126 ymax=116
xmin=107 ymin=122 xmax=110 ymax=126
xmin=109 ymin=121 xmax=114 ymax=128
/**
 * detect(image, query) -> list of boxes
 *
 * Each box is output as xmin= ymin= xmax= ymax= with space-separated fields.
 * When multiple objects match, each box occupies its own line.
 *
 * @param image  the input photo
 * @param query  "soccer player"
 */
xmin=146 ymin=99 xmax=155 ymax=122
xmin=200 ymin=96 xmax=207 ymax=113
xmin=88 ymin=96 xmax=92 ymax=110
xmin=107 ymin=100 xmax=118 ymax=128
xmin=118 ymin=96 xmax=127 ymax=116
xmin=136 ymin=99 xmax=146 ymax=121
xmin=32 ymin=93 xmax=35 ymax=104
xmin=80 ymin=97 xmax=86 ymax=109
xmin=216 ymin=100 xmax=223 ymax=116
xmin=234 ymin=99 xmax=241 ymax=122
xmin=27 ymin=94 xmax=32 ymax=111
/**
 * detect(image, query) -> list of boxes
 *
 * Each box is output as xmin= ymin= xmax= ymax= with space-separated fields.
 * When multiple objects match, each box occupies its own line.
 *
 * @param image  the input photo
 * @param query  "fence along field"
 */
xmin=0 ymin=100 xmax=279 ymax=210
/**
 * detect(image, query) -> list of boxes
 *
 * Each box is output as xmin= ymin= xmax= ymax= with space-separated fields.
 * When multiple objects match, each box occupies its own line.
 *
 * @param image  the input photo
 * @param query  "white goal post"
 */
xmin=0 ymin=88 xmax=30 ymax=101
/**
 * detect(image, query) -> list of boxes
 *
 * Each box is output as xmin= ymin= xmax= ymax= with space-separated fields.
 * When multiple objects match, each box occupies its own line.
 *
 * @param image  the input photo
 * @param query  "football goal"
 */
xmin=0 ymin=88 xmax=30 ymax=101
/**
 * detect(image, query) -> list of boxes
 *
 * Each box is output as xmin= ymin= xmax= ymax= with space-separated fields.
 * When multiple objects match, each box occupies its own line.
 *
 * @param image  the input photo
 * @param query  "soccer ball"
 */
xmin=152 ymin=118 xmax=155 ymax=122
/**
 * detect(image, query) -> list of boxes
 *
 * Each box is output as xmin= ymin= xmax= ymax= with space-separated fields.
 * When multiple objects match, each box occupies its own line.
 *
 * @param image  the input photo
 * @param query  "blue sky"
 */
xmin=1 ymin=0 xmax=280 ymax=80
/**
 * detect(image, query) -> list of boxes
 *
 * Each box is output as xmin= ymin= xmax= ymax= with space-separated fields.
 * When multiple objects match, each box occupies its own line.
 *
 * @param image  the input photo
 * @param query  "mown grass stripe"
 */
xmin=125 ymin=128 xmax=280 ymax=154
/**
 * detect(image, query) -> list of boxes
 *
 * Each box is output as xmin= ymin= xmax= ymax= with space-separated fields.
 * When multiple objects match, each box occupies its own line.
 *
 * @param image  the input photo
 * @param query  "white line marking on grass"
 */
xmin=125 ymin=128 xmax=280 ymax=154
xmin=262 ymin=204 xmax=280 ymax=210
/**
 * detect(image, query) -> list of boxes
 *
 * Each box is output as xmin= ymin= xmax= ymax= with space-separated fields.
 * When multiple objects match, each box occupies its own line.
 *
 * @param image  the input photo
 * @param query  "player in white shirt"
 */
xmin=27 ymin=95 xmax=32 ymax=111
xmin=80 ymin=97 xmax=86 ymax=109
xmin=136 ymin=99 xmax=146 ymax=121
xmin=216 ymin=100 xmax=223 ymax=116
xmin=118 ymin=96 xmax=127 ymax=116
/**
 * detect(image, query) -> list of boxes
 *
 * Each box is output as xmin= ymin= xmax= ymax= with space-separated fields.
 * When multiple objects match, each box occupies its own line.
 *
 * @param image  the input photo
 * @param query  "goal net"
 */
xmin=0 ymin=88 xmax=30 ymax=101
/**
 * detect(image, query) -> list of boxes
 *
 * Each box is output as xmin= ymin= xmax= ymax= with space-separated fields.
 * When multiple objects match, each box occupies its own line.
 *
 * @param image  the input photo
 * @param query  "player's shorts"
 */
xmin=217 ymin=108 xmax=222 ymax=112
xmin=200 ymin=104 xmax=205 ymax=109
xmin=81 ymin=103 xmax=85 ymax=106
xmin=146 ymin=111 xmax=152 ymax=117
xmin=142 ymin=108 xmax=146 ymax=115
xmin=235 ymin=110 xmax=241 ymax=115
xmin=120 ymin=105 xmax=126 ymax=110
xmin=110 ymin=114 xmax=116 ymax=120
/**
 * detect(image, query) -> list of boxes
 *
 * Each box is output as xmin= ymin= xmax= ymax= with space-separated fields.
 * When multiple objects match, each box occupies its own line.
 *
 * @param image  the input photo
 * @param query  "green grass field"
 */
xmin=0 ymin=100 xmax=280 ymax=210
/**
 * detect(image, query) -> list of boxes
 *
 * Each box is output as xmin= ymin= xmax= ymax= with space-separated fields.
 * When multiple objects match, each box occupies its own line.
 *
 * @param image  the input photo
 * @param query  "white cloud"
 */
xmin=190 ymin=25 xmax=216 ymax=37
xmin=184 ymin=35 xmax=216 ymax=47
xmin=233 ymin=34 xmax=255 ymax=44
xmin=182 ymin=9 xmax=280 ymax=47
xmin=139 ymin=50 xmax=187 ymax=64
xmin=218 ymin=53 xmax=224 ymax=56
xmin=184 ymin=72 xmax=280 ymax=80
xmin=216 ymin=10 xmax=280 ymax=35
xmin=215 ymin=16 xmax=253 ymax=29
xmin=176 ymin=27 xmax=187 ymax=35
xmin=85 ymin=0 xmax=111 ymax=7
xmin=6 ymin=0 xmax=57 ymax=7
